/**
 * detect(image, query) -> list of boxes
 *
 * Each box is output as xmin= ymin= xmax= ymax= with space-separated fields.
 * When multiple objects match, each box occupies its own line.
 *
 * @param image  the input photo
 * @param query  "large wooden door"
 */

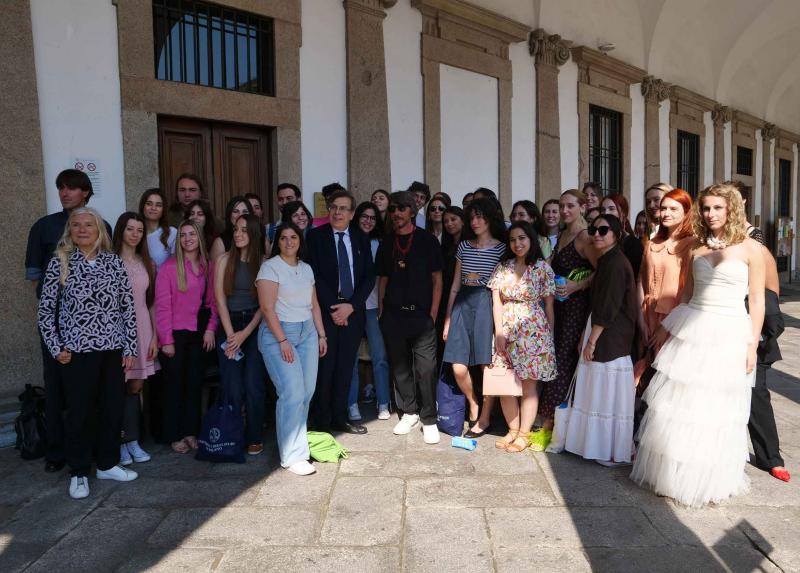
xmin=157 ymin=117 xmax=272 ymax=220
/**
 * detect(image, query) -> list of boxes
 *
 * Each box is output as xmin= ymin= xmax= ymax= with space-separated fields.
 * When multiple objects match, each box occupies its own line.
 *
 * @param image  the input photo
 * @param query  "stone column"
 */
xmin=529 ymin=29 xmax=570 ymax=202
xmin=712 ymin=105 xmax=731 ymax=182
xmin=343 ymin=0 xmax=394 ymax=201
xmin=641 ymin=76 xmax=671 ymax=187
xmin=761 ymin=122 xmax=777 ymax=246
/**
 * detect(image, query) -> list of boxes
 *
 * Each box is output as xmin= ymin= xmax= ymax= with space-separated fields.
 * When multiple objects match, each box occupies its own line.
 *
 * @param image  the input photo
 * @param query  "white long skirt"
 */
xmin=564 ymin=321 xmax=635 ymax=463
xmin=630 ymin=303 xmax=753 ymax=508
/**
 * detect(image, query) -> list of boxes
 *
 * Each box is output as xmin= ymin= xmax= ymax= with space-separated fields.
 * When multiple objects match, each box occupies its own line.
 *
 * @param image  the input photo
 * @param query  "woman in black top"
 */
xmin=563 ymin=214 xmax=637 ymax=466
xmin=38 ymin=207 xmax=139 ymax=499
xmin=601 ymin=194 xmax=643 ymax=277
xmin=438 ymin=206 xmax=465 ymax=360
xmin=210 ymin=196 xmax=252 ymax=260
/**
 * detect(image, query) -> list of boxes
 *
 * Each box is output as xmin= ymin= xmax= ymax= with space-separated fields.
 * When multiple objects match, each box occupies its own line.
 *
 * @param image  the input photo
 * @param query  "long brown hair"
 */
xmin=113 ymin=212 xmax=156 ymax=306
xmin=138 ymin=188 xmax=172 ymax=250
xmin=184 ymin=199 xmax=217 ymax=251
xmin=223 ymin=214 xmax=264 ymax=297
xmin=175 ymin=220 xmax=209 ymax=292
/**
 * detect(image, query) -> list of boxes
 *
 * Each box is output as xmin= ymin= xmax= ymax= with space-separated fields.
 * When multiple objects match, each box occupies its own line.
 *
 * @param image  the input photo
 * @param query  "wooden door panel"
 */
xmin=157 ymin=118 xmax=213 ymax=210
xmin=212 ymin=124 xmax=271 ymax=220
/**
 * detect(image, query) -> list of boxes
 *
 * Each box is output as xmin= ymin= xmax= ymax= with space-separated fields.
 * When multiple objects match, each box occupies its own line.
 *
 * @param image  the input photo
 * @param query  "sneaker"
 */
xmin=422 ymin=424 xmax=441 ymax=444
xmin=393 ymin=413 xmax=420 ymax=435
xmin=247 ymin=444 xmax=264 ymax=456
xmin=96 ymin=465 xmax=138 ymax=482
xmin=126 ymin=441 xmax=151 ymax=463
xmin=595 ymin=459 xmax=632 ymax=468
xmin=529 ymin=429 xmax=552 ymax=452
xmin=348 ymin=403 xmax=362 ymax=421
xmin=119 ymin=444 xmax=133 ymax=466
xmin=377 ymin=404 xmax=391 ymax=420
xmin=287 ymin=460 xmax=316 ymax=476
xmin=69 ymin=476 xmax=90 ymax=499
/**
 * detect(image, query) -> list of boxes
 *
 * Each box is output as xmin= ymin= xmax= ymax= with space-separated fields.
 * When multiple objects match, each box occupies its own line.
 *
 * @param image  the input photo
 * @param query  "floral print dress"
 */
xmin=488 ymin=259 xmax=557 ymax=381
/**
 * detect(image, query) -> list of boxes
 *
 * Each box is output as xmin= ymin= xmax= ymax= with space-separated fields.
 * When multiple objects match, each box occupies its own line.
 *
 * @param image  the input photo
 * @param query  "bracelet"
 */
xmin=319 ymin=335 xmax=327 ymax=340
xmin=278 ymin=338 xmax=287 ymax=344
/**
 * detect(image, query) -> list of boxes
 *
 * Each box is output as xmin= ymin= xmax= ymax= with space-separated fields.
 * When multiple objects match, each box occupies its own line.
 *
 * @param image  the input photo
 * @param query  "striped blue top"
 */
xmin=456 ymin=240 xmax=506 ymax=287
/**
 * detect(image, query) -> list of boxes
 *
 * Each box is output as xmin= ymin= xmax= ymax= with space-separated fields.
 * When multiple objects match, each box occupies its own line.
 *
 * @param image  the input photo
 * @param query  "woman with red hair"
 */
xmin=600 ymin=194 xmax=643 ymax=277
xmin=634 ymin=189 xmax=695 ymax=388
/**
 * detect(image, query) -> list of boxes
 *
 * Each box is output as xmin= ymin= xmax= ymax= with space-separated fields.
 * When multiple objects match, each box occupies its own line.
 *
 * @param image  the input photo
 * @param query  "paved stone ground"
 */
xmin=2 ymin=296 xmax=799 ymax=573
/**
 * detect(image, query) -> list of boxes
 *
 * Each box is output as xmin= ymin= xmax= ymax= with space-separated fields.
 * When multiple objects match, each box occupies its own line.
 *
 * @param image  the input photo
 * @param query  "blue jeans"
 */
xmin=258 ymin=319 xmax=318 ymax=467
xmin=217 ymin=309 xmax=266 ymax=445
xmin=349 ymin=308 xmax=391 ymax=407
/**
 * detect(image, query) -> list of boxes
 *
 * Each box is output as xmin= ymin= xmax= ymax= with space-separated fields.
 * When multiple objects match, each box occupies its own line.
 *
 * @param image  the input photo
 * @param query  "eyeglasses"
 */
xmin=328 ymin=205 xmax=352 ymax=213
xmin=587 ymin=225 xmax=611 ymax=237
xmin=388 ymin=205 xmax=410 ymax=213
xmin=429 ymin=206 xmax=446 ymax=213
xmin=360 ymin=214 xmax=377 ymax=222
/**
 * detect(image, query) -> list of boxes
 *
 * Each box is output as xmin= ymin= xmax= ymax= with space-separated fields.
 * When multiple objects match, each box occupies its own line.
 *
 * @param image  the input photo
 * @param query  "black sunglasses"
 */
xmin=587 ymin=225 xmax=611 ymax=237
xmin=388 ymin=204 xmax=410 ymax=213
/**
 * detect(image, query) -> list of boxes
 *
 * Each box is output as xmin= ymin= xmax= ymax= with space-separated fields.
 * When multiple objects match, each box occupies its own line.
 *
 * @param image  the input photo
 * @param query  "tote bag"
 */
xmin=436 ymin=364 xmax=466 ymax=437
xmin=546 ymin=369 xmax=577 ymax=454
xmin=196 ymin=399 xmax=245 ymax=464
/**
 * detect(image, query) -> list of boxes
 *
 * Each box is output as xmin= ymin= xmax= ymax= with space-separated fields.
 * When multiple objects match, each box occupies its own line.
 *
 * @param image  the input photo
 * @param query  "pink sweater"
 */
xmin=155 ymin=257 xmax=218 ymax=346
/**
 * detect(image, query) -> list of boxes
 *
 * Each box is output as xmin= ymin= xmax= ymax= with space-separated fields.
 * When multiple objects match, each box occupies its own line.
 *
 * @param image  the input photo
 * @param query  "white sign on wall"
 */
xmin=73 ymin=158 xmax=101 ymax=196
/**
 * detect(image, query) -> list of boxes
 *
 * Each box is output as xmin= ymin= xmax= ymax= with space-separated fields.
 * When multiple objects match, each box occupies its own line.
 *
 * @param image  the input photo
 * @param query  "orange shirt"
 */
xmin=640 ymin=236 xmax=694 ymax=319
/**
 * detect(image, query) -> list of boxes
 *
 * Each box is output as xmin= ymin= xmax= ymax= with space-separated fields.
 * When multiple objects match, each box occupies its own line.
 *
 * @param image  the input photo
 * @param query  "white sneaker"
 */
xmin=69 ymin=476 xmax=90 ymax=499
xmin=126 ymin=441 xmax=151 ymax=463
xmin=96 ymin=465 xmax=138 ymax=481
xmin=393 ymin=413 xmax=420 ymax=435
xmin=377 ymin=404 xmax=391 ymax=420
xmin=348 ymin=403 xmax=362 ymax=421
xmin=422 ymin=424 xmax=441 ymax=444
xmin=287 ymin=460 xmax=316 ymax=476
xmin=119 ymin=444 xmax=133 ymax=466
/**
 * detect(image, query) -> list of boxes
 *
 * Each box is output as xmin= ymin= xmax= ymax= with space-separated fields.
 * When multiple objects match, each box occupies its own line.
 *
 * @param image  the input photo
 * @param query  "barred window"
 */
xmin=736 ymin=146 xmax=753 ymax=177
xmin=153 ymin=0 xmax=275 ymax=96
xmin=779 ymin=158 xmax=791 ymax=217
xmin=677 ymin=130 xmax=699 ymax=197
xmin=589 ymin=105 xmax=623 ymax=196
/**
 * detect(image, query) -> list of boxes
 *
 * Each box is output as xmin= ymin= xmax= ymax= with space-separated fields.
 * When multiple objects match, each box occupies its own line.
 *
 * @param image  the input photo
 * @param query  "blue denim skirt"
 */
xmin=442 ymin=285 xmax=494 ymax=366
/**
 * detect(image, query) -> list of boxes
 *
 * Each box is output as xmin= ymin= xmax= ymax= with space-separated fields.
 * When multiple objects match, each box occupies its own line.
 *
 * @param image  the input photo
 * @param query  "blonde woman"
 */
xmin=632 ymin=183 xmax=765 ymax=507
xmin=38 ymin=208 xmax=139 ymax=499
xmin=155 ymin=220 xmax=218 ymax=454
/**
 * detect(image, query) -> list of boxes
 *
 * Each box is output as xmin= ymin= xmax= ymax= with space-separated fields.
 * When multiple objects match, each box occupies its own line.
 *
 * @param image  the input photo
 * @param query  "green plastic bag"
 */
xmin=307 ymin=431 xmax=350 ymax=463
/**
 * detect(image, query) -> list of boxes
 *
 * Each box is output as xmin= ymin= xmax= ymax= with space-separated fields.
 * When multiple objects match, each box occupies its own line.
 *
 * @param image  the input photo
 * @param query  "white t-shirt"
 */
xmin=256 ymin=256 xmax=315 ymax=322
xmin=147 ymin=227 xmax=177 ymax=270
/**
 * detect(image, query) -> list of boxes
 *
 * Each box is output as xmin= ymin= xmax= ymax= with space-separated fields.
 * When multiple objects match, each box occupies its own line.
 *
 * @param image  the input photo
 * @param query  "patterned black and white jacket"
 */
xmin=38 ymin=249 xmax=138 ymax=358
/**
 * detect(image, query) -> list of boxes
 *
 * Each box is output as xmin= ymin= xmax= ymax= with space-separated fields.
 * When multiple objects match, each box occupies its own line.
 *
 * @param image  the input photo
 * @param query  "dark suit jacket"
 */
xmin=307 ymin=223 xmax=375 ymax=312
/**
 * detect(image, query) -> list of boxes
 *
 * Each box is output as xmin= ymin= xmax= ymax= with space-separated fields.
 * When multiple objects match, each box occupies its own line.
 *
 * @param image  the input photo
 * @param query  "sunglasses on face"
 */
xmin=429 ymin=206 xmax=445 ymax=213
xmin=587 ymin=225 xmax=611 ymax=237
xmin=388 ymin=204 xmax=410 ymax=213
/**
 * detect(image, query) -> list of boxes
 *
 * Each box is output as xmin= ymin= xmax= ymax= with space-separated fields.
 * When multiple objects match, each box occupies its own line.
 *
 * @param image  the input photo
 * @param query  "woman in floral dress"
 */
xmin=489 ymin=222 xmax=557 ymax=453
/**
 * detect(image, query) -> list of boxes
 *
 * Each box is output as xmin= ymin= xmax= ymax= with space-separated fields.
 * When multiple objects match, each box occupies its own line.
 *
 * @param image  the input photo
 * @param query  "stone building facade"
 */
xmin=2 ymin=0 xmax=799 ymax=396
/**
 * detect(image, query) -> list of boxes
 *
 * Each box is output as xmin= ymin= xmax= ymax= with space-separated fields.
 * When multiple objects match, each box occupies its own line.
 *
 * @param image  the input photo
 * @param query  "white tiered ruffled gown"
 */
xmin=630 ymin=256 xmax=754 ymax=508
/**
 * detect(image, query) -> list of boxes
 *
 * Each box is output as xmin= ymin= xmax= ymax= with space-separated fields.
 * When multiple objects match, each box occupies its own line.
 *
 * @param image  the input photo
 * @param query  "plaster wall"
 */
xmin=299 ymin=0 xmax=347 ymax=195
xmin=704 ymin=111 xmax=715 ymax=187
xmin=385 ymin=0 xmax=424 ymax=191
xmin=510 ymin=42 xmax=535 ymax=203
xmin=558 ymin=60 xmax=579 ymax=191
xmin=630 ymin=83 xmax=645 ymax=216
xmin=440 ymin=64 xmax=498 ymax=205
xmin=658 ymin=99 xmax=670 ymax=184
xmin=30 ymin=0 xmax=126 ymax=222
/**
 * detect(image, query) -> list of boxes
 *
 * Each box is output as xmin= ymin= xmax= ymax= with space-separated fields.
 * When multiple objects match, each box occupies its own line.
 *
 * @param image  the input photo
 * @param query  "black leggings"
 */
xmin=161 ymin=330 xmax=203 ymax=443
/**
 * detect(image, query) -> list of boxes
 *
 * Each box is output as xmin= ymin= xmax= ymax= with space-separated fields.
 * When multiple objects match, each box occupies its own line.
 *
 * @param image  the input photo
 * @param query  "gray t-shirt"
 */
xmin=255 ymin=256 xmax=315 ymax=322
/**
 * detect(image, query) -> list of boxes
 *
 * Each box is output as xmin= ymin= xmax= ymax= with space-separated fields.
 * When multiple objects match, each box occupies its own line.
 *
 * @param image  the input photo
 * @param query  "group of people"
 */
xmin=26 ymin=169 xmax=790 ymax=506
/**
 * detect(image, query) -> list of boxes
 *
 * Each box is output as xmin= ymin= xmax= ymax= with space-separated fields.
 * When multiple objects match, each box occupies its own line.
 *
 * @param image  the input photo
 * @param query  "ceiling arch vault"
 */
xmin=527 ymin=0 xmax=800 ymax=132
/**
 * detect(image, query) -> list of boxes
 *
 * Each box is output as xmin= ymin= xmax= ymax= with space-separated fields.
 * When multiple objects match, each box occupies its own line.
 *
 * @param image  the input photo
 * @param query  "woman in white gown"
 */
xmin=631 ymin=183 xmax=765 ymax=507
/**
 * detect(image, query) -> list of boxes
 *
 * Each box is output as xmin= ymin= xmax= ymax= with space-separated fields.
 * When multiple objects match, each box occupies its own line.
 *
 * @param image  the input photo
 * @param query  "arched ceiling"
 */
xmin=527 ymin=0 xmax=800 ymax=134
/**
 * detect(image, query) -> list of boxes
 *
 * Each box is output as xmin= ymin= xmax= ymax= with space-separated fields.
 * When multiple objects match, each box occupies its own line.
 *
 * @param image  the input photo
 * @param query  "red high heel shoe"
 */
xmin=770 ymin=467 xmax=791 ymax=482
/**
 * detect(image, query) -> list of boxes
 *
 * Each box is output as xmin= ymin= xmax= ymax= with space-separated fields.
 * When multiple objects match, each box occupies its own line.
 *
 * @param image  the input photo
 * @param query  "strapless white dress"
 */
xmin=630 ymin=256 xmax=753 ymax=507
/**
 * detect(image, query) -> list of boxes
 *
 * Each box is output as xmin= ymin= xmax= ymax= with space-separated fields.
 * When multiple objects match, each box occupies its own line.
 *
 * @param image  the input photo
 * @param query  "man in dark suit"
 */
xmin=307 ymin=189 xmax=375 ymax=434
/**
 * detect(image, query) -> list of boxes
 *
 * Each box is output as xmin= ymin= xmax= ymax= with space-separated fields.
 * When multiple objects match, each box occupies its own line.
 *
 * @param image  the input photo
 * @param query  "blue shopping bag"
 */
xmin=436 ymin=364 xmax=466 ymax=437
xmin=195 ymin=400 xmax=245 ymax=464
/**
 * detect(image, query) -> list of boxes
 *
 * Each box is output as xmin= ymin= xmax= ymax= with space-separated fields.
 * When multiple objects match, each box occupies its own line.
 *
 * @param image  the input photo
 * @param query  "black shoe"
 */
xmin=44 ymin=459 xmax=65 ymax=473
xmin=463 ymin=425 xmax=486 ymax=439
xmin=331 ymin=422 xmax=368 ymax=435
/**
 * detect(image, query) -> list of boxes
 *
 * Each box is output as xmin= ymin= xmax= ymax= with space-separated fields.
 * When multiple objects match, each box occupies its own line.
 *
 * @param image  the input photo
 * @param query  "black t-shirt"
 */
xmin=377 ymin=228 xmax=443 ymax=311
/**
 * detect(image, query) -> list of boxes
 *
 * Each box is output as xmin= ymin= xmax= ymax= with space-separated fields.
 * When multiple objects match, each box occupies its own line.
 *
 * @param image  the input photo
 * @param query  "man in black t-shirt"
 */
xmin=377 ymin=191 xmax=443 ymax=444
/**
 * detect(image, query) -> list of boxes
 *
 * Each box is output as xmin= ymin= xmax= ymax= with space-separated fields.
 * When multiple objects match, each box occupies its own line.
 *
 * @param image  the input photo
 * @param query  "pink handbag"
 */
xmin=482 ymin=355 xmax=522 ymax=397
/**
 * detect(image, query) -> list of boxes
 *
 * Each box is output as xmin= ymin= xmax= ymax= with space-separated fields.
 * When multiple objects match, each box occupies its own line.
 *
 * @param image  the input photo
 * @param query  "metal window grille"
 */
xmin=153 ymin=0 xmax=275 ymax=96
xmin=736 ymin=146 xmax=753 ymax=177
xmin=677 ymin=130 xmax=699 ymax=197
xmin=589 ymin=105 xmax=623 ymax=196
xmin=779 ymin=158 xmax=791 ymax=217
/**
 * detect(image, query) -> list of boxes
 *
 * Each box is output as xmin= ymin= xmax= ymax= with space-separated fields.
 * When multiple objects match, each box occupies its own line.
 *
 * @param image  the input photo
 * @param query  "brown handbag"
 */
xmin=482 ymin=355 xmax=523 ymax=397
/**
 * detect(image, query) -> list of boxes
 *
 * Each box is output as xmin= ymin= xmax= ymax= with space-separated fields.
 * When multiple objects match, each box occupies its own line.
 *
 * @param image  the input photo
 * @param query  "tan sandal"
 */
xmin=495 ymin=429 xmax=519 ymax=450
xmin=171 ymin=440 xmax=190 ymax=454
xmin=507 ymin=432 xmax=530 ymax=453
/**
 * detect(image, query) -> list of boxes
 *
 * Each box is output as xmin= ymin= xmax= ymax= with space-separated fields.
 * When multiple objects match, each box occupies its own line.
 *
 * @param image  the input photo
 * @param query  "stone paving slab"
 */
xmin=406 ymin=474 xmax=557 ymax=508
xmin=320 ymin=476 xmax=404 ymax=546
xmin=117 ymin=548 xmax=223 ymax=573
xmin=216 ymin=546 xmax=400 ymax=573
